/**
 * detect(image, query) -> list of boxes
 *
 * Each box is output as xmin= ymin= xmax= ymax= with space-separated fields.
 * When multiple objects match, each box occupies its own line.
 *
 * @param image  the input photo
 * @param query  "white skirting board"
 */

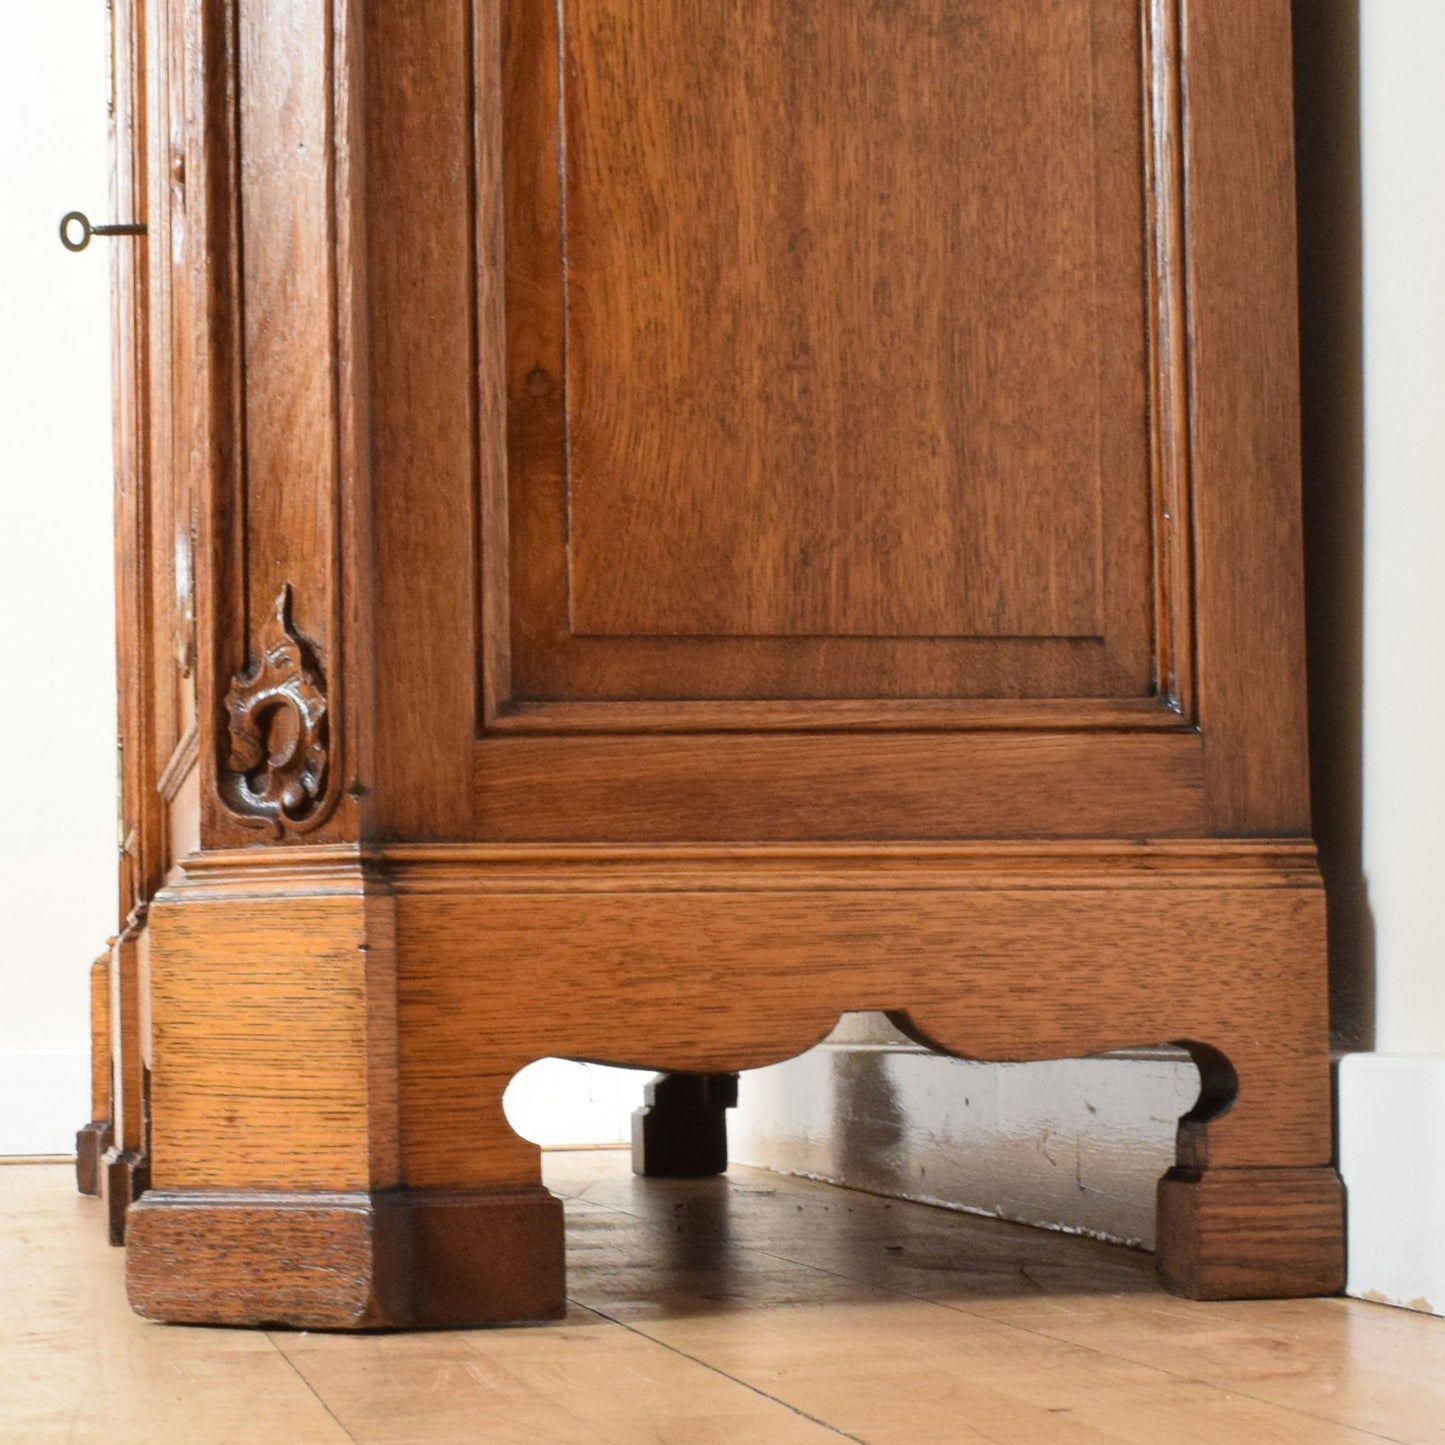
xmin=1339 ymin=1053 xmax=1445 ymax=1317
xmin=0 ymin=1051 xmax=89 ymax=1157
xmin=729 ymin=1016 xmax=1199 ymax=1249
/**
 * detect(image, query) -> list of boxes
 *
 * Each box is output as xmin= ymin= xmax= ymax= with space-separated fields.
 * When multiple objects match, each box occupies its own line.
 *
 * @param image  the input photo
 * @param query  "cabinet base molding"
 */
xmin=122 ymin=839 xmax=1343 ymax=1325
xmin=1156 ymin=1166 xmax=1346 ymax=1299
xmin=126 ymin=1186 xmax=565 ymax=1330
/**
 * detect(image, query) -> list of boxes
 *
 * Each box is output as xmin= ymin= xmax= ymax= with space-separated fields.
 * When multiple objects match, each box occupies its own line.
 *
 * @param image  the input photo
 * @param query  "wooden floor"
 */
xmin=2 ymin=1153 xmax=1441 ymax=1443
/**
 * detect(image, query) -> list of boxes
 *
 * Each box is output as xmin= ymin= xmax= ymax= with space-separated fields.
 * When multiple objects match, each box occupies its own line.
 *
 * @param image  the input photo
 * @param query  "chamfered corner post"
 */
xmin=121 ymin=861 xmax=566 ymax=1330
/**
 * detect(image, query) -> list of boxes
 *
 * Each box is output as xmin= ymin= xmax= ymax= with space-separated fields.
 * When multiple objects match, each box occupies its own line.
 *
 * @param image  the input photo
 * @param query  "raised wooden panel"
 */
xmin=341 ymin=0 xmax=1312 ymax=843
xmin=567 ymin=0 xmax=1122 ymax=643
xmin=491 ymin=0 xmax=1189 ymax=723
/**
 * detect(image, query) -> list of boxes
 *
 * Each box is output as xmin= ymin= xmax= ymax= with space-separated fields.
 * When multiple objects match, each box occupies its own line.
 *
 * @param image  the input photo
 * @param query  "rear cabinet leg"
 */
xmin=74 ymin=1124 xmax=112 ymax=1199
xmin=75 ymin=951 xmax=114 ymax=1198
xmin=99 ymin=930 xmax=149 ymax=1242
xmin=632 ymin=1072 xmax=739 ymax=1179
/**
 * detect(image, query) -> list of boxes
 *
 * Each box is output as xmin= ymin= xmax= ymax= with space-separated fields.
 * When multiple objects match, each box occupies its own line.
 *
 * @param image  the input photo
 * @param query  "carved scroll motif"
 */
xmin=222 ymin=586 xmax=328 ymax=836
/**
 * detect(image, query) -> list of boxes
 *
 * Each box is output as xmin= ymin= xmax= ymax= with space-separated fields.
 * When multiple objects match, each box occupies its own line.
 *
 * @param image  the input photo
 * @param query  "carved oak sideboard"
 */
xmin=81 ymin=0 xmax=1345 ymax=1327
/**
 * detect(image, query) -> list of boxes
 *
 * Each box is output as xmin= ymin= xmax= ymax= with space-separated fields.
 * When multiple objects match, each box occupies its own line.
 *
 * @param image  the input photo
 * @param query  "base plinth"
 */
xmin=1156 ymin=1166 xmax=1346 ymax=1300
xmin=125 ymin=1186 xmax=565 ymax=1330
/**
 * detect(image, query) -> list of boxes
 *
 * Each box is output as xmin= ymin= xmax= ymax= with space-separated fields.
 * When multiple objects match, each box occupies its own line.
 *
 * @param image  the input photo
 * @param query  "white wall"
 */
xmin=0 ymin=3 xmax=119 ymax=1152
xmin=1358 ymin=0 xmax=1445 ymax=1058
xmin=0 ymin=3 xmax=634 ymax=1158
xmin=1338 ymin=0 xmax=1445 ymax=1317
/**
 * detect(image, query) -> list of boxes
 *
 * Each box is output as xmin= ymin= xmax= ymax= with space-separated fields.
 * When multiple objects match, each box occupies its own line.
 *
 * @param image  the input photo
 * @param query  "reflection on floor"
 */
xmin=2 ymin=1150 xmax=1441 ymax=1443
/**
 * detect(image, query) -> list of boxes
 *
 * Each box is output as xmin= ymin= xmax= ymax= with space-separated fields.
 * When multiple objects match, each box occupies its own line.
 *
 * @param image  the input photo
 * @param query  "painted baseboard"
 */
xmin=1339 ymin=1053 xmax=1445 ymax=1317
xmin=0 ymin=1051 xmax=90 ymax=1156
xmin=730 ymin=1016 xmax=1198 ymax=1248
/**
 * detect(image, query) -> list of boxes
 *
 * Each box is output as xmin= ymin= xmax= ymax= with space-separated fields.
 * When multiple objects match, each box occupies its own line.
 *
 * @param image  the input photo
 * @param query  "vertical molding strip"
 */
xmin=196 ymin=0 xmax=358 ymax=843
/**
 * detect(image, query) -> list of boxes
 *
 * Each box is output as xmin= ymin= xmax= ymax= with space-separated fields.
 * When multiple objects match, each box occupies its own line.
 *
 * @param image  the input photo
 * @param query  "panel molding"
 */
xmin=1144 ymin=0 xmax=1196 ymax=720
xmin=487 ymin=695 xmax=1188 ymax=735
xmin=178 ymin=835 xmax=1322 ymax=892
xmin=480 ymin=0 xmax=1195 ymax=731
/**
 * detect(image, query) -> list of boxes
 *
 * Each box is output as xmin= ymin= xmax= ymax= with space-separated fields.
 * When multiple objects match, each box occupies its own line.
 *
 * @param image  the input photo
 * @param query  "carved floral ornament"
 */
xmin=222 ymin=585 xmax=329 ymax=836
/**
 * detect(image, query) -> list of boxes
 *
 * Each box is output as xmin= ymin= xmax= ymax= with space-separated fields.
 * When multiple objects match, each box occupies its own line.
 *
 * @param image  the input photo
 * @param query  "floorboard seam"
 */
xmin=552 ymin=1173 xmax=1408 ymax=1444
xmin=917 ymin=1305 xmax=1410 ymax=1445
xmin=265 ymin=1332 xmax=361 ymax=1444
xmin=724 ymin=1240 xmax=1410 ymax=1445
xmin=569 ymin=1298 xmax=866 ymax=1443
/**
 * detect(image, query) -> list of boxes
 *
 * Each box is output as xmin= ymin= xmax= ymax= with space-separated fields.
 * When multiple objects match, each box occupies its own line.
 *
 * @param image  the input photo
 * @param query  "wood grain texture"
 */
xmin=143 ymin=0 xmax=178 ymax=832
xmin=91 ymin=0 xmax=159 ymax=1242
xmin=144 ymin=0 xmax=200 ymax=838
xmin=562 ymin=1 xmax=1142 ymax=641
xmin=543 ymin=1157 xmax=1372 ymax=1444
xmin=15 ymin=1161 xmax=1443 ymax=1440
xmin=126 ymin=1186 xmax=565 ymax=1328
xmin=77 ymin=951 xmax=116 ymax=1199
xmin=110 ymin=0 xmax=1331 ymax=1330
xmin=127 ymin=841 xmax=1341 ymax=1319
xmin=145 ymin=866 xmax=400 ymax=1192
xmin=404 ymin=1186 xmax=564 ymax=1327
xmin=387 ymin=849 xmax=1333 ymax=1191
xmin=363 ymin=0 xmax=478 ymax=836
xmin=160 ymin=0 xmax=1311 ymax=840
xmin=88 ymin=952 xmax=112 ymax=1127
xmin=489 ymin=695 xmax=1191 ymax=734
xmin=128 ymin=1190 xmax=409 ymax=1328
xmin=474 ymin=731 xmax=1207 ymax=841
xmin=235 ymin=0 xmax=337 ymax=656
xmin=192 ymin=0 xmax=360 ymax=845
xmin=111 ymin=930 xmax=146 ymax=1158
xmin=110 ymin=0 xmax=162 ymax=914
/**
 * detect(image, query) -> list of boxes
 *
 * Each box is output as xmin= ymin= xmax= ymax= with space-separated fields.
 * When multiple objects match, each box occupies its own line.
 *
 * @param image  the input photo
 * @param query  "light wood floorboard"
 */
xmin=2 ymin=1152 xmax=1441 ymax=1443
